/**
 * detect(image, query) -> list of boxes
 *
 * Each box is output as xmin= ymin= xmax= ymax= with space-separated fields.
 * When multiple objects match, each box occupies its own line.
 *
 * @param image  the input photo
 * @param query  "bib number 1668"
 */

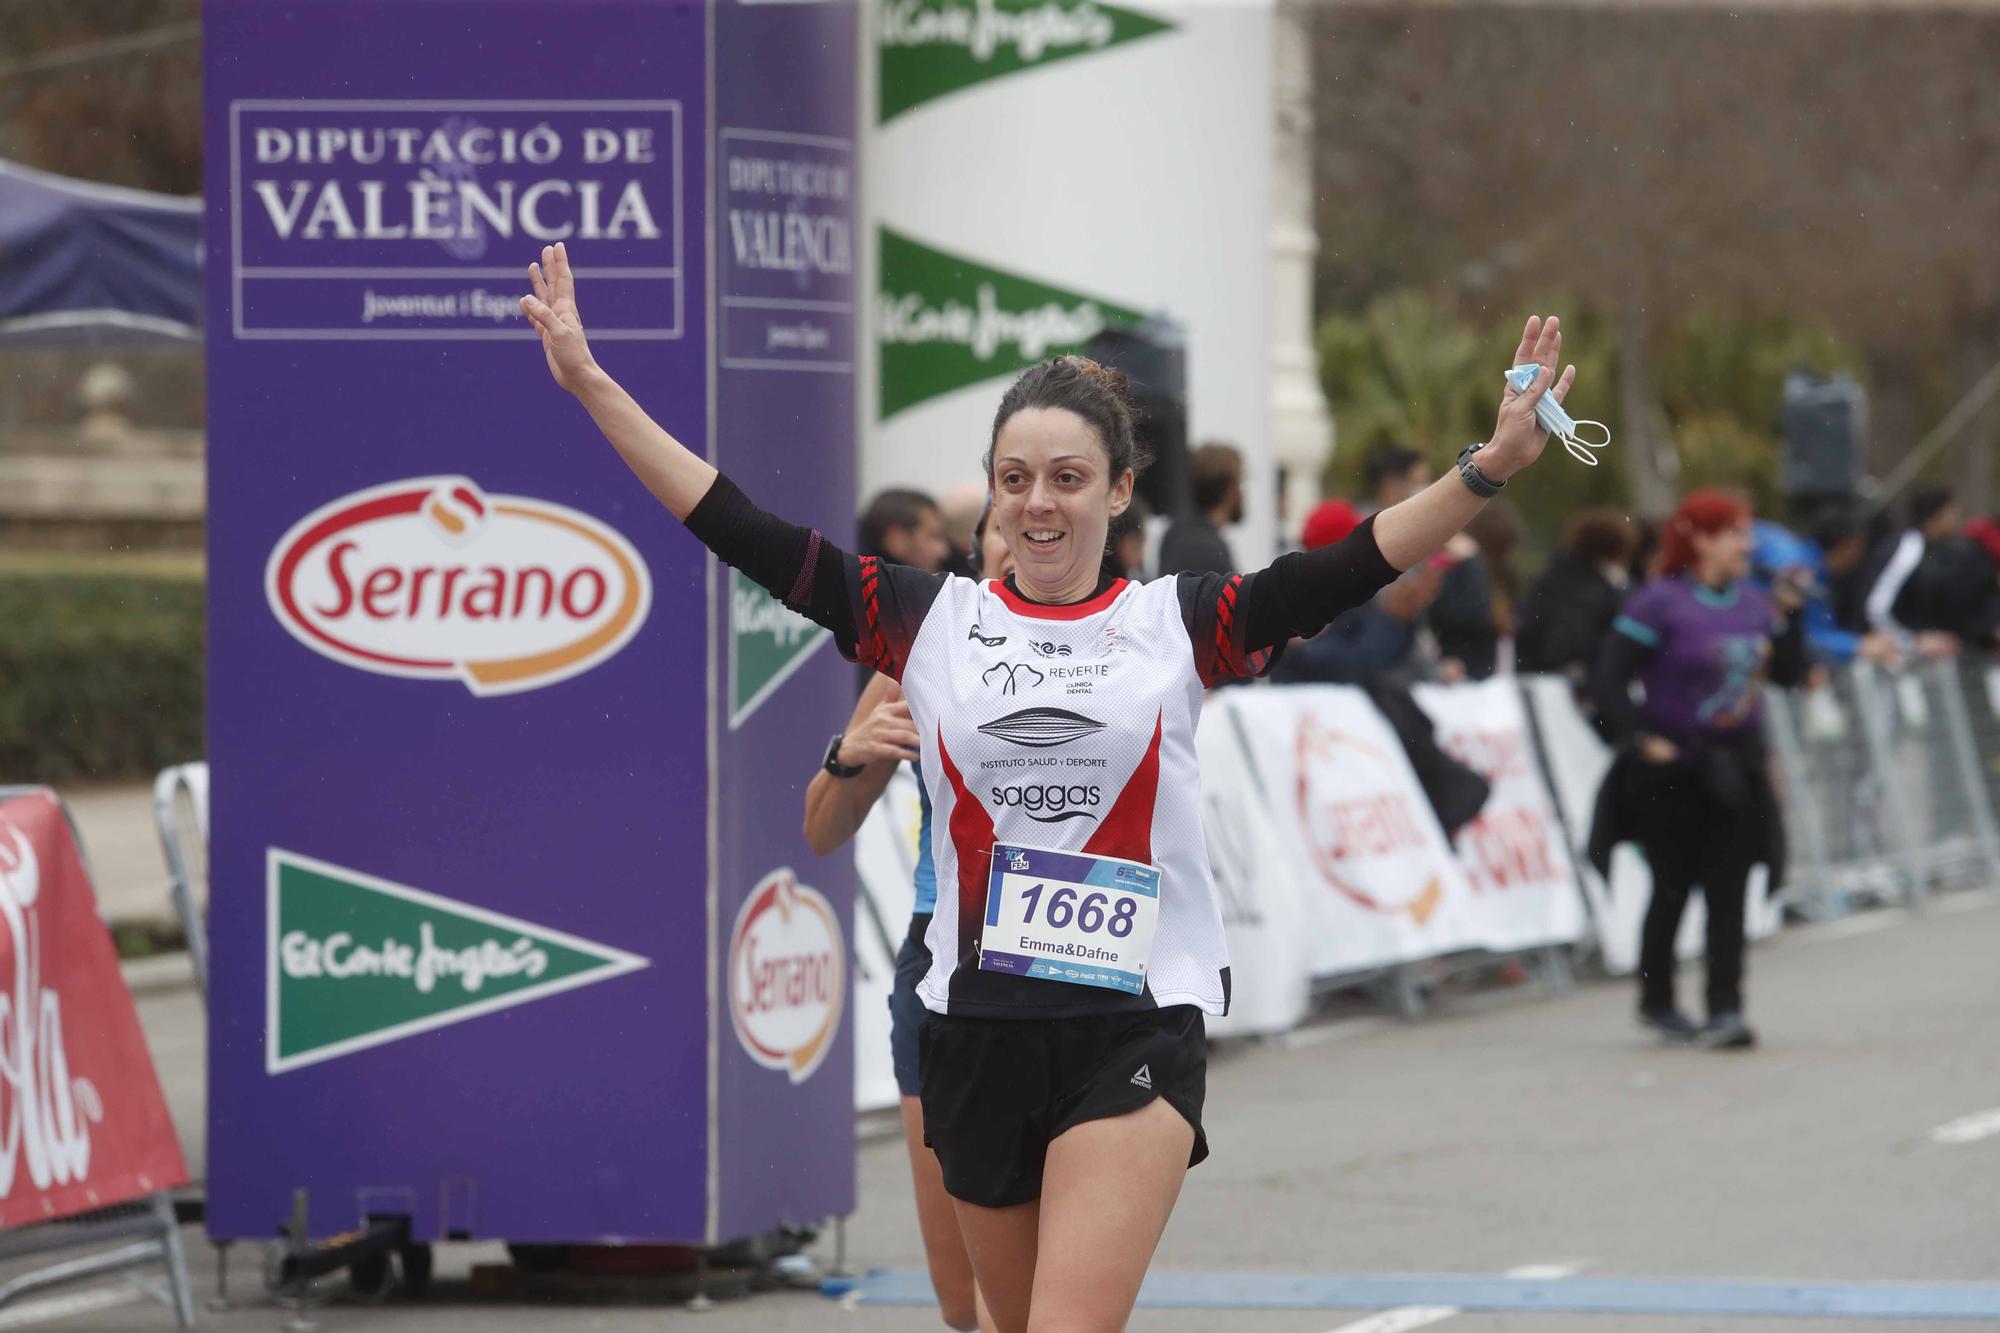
xmin=1017 ymin=883 xmax=1138 ymax=938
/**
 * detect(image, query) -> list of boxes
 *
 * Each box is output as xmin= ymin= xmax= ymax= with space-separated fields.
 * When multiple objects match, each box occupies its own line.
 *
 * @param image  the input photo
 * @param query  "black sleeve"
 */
xmin=1768 ymin=605 xmax=1809 ymax=689
xmin=1240 ymin=514 xmax=1402 ymax=652
xmin=1176 ymin=514 xmax=1401 ymax=688
xmin=683 ymin=471 xmax=945 ymax=679
xmin=1591 ymin=628 xmax=1654 ymax=743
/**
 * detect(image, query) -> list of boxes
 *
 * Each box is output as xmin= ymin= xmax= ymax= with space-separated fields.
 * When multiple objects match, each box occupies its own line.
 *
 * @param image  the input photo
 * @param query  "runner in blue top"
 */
xmin=801 ymin=508 xmax=1013 ymax=1333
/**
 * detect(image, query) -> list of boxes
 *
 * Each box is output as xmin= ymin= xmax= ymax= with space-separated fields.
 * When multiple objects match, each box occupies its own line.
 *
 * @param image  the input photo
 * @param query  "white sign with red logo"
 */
xmin=265 ymin=476 xmax=652 ymax=696
xmin=1413 ymin=679 xmax=1588 ymax=952
xmin=1224 ymin=688 xmax=1477 ymax=979
xmin=0 ymin=793 xmax=188 ymax=1229
xmin=729 ymin=868 xmax=844 ymax=1085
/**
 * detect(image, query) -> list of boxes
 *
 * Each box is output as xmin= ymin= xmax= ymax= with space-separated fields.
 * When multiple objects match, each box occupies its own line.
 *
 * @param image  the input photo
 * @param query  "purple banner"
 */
xmin=229 ymin=101 xmax=684 ymax=339
xmin=206 ymin=0 xmax=854 ymax=1248
xmin=712 ymin=0 xmax=860 ymax=1242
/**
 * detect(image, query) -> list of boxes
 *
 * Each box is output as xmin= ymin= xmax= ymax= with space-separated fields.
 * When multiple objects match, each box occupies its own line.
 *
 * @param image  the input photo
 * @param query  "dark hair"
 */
xmin=1103 ymin=496 xmax=1151 ymax=580
xmin=987 ymin=356 xmax=1153 ymax=485
xmin=1361 ymin=444 xmax=1424 ymax=498
xmin=1907 ymin=485 xmax=1955 ymax=531
xmin=1807 ymin=505 xmax=1862 ymax=552
xmin=858 ymin=488 xmax=937 ymax=561
xmin=1562 ymin=508 xmax=1636 ymax=566
xmin=1188 ymin=442 xmax=1244 ymax=513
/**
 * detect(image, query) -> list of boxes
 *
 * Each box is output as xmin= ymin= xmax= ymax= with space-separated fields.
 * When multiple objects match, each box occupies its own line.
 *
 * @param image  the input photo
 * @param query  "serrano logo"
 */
xmin=729 ymin=869 xmax=844 ymax=1085
xmin=978 ymin=707 xmax=1105 ymax=748
xmin=265 ymin=477 xmax=652 ymax=696
xmin=991 ymin=781 xmax=1100 ymax=822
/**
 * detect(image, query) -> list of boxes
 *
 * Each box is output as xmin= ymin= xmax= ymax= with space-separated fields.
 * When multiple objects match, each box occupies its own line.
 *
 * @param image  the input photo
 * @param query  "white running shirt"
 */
xmin=850 ymin=563 xmax=1270 ymax=1019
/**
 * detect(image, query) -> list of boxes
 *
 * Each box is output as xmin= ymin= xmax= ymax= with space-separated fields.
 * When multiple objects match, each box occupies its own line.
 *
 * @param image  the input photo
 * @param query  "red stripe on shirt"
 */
xmin=1082 ymin=711 xmax=1163 ymax=867
xmin=937 ymin=729 xmax=999 ymax=972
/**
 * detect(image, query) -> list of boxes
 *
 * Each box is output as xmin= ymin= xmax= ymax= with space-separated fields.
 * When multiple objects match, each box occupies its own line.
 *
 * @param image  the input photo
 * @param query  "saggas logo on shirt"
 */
xmin=878 ymin=228 xmax=1143 ymax=419
xmin=878 ymin=0 xmax=1174 ymax=123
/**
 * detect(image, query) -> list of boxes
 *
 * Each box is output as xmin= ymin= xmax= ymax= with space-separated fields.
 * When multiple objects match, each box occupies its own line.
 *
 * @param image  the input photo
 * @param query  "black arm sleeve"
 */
xmin=1240 ymin=514 xmax=1402 ymax=654
xmin=683 ymin=471 xmax=946 ymax=678
xmin=684 ymin=471 xmax=857 ymax=647
xmin=1591 ymin=629 xmax=1655 ymax=743
xmin=1768 ymin=606 xmax=1809 ymax=689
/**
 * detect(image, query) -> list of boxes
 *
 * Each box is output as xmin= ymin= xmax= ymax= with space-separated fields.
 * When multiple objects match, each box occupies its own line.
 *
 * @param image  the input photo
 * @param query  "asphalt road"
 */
xmin=16 ymin=888 xmax=1999 ymax=1332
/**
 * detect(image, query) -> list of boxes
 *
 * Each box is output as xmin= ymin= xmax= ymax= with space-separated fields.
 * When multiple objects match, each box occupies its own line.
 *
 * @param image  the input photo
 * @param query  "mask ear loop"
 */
xmin=1560 ymin=420 xmax=1612 ymax=466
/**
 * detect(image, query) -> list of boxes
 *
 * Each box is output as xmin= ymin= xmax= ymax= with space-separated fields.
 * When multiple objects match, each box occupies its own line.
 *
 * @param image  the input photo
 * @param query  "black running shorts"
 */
xmin=918 ymin=1004 xmax=1208 ymax=1209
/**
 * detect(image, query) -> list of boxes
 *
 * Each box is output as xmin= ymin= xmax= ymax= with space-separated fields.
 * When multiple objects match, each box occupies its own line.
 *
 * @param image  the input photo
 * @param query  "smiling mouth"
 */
xmin=1023 ymin=530 xmax=1065 ymax=552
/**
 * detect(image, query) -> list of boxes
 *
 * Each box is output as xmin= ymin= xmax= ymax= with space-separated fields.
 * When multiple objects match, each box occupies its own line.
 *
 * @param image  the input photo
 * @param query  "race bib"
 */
xmin=978 ymin=843 xmax=1160 ymax=995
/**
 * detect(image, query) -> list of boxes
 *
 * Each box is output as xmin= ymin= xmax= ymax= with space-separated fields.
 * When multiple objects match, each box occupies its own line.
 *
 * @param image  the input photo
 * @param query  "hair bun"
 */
xmin=1067 ymin=356 xmax=1130 ymax=399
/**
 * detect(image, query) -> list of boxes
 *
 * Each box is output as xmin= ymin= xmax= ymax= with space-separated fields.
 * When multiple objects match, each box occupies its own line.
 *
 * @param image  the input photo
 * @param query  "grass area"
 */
xmin=0 ymin=550 xmax=205 ymax=581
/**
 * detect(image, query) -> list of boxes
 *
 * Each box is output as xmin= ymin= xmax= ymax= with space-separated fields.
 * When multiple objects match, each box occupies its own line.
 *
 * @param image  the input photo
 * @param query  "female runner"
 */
xmin=521 ymin=241 xmax=1573 ymax=1332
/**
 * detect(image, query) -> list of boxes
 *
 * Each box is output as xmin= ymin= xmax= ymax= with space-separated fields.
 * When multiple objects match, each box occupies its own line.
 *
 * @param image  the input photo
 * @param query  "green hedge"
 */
xmin=0 ymin=571 xmax=204 ymax=784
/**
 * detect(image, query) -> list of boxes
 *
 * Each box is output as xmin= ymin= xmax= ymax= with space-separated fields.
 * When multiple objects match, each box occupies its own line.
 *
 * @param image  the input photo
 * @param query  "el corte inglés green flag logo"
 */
xmin=268 ymin=849 xmax=648 ymax=1073
xmin=879 ymin=0 xmax=1175 ymax=123
xmin=878 ymin=227 xmax=1145 ymax=419
xmin=730 ymin=568 xmax=831 ymax=730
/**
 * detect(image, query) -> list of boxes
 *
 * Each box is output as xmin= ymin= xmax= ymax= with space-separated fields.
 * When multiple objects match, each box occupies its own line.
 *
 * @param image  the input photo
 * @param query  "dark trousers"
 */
xmin=1632 ymin=757 xmax=1765 ymax=1017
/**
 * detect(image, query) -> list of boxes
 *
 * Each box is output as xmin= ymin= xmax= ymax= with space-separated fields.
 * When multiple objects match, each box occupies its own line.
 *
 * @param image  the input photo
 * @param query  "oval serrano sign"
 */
xmin=728 ymin=868 xmax=844 ymax=1085
xmin=265 ymin=477 xmax=652 ymax=696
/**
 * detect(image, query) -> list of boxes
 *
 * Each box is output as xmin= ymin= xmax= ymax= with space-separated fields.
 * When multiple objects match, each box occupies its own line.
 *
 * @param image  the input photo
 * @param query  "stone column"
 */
xmin=1270 ymin=0 xmax=1334 ymax=545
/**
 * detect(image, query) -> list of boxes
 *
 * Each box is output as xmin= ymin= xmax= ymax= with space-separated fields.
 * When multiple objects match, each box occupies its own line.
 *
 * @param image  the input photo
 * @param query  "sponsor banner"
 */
xmin=1412 ymin=679 xmax=1588 ymax=953
xmin=205 ymin=0 xmax=720 ymax=1245
xmin=1195 ymin=697 xmax=1312 ymax=1039
xmin=863 ymin=0 xmax=1277 ymax=556
xmin=229 ymin=100 xmax=683 ymax=340
xmin=718 ymin=128 xmax=855 ymax=372
xmin=729 ymin=570 xmax=831 ymax=729
xmin=1222 ymin=687 xmax=1478 ymax=978
xmin=265 ymin=476 xmax=652 ymax=696
xmin=0 ymin=793 xmax=188 ymax=1229
xmin=711 ymin=0 xmax=861 ymax=1240
xmin=728 ymin=869 xmax=844 ymax=1085
xmin=268 ymin=849 xmax=648 ymax=1074
xmin=877 ymin=226 xmax=1142 ymax=419
xmin=878 ymin=0 xmax=1174 ymax=124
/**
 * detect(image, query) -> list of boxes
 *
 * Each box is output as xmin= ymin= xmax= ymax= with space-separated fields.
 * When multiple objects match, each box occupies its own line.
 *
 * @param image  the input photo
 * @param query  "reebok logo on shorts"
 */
xmin=1130 ymin=1064 xmax=1153 ymax=1089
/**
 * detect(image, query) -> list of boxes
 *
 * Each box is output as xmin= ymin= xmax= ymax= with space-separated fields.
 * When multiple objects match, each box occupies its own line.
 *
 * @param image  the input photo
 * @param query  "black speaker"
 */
xmin=1781 ymin=370 xmax=1867 ymax=498
xmin=1084 ymin=316 xmax=1189 ymax=519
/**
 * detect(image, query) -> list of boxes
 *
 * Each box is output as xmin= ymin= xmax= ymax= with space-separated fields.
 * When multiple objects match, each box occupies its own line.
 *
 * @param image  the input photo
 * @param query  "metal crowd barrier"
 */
xmin=1766 ymin=658 xmax=2000 ymax=920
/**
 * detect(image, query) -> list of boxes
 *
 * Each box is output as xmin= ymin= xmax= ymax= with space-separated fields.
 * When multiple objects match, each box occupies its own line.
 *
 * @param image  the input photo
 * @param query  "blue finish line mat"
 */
xmin=823 ymin=1270 xmax=2000 ymax=1320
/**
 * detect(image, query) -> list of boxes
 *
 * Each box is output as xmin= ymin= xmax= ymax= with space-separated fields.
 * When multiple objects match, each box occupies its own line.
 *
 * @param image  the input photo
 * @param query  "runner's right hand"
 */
xmin=838 ymin=693 xmax=922 ymax=767
xmin=520 ymin=242 xmax=598 ymax=394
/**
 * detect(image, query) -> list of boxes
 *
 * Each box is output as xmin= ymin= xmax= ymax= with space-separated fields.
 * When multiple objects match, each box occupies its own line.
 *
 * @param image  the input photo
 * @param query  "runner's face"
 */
xmin=990 ymin=408 xmax=1133 ymax=598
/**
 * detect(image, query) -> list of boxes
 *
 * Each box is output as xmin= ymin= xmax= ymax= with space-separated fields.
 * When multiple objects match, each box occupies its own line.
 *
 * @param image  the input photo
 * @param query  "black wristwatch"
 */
xmin=822 ymin=732 xmax=865 ymax=779
xmin=1456 ymin=442 xmax=1506 ymax=499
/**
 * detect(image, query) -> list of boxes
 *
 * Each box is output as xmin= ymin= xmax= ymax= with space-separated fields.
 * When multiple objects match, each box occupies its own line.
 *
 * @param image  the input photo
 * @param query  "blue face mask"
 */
xmin=1506 ymin=363 xmax=1611 ymax=466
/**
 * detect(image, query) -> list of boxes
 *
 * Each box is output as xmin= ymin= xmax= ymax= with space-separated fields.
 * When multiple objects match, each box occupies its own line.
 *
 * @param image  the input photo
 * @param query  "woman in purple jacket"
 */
xmin=1593 ymin=490 xmax=1807 ymax=1051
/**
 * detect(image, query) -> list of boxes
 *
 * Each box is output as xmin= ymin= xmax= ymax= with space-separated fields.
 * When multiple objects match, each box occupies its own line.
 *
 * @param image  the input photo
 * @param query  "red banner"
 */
xmin=0 ymin=791 xmax=187 ymax=1228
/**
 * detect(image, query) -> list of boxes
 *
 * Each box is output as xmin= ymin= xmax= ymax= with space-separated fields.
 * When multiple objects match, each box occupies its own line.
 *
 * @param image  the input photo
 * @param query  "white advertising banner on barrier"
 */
xmin=1220 ymin=687 xmax=1479 ymax=977
xmin=851 ymin=766 xmax=926 ymax=1113
xmin=1412 ymin=679 xmax=1588 ymax=952
xmin=1196 ymin=698 xmax=1312 ymax=1038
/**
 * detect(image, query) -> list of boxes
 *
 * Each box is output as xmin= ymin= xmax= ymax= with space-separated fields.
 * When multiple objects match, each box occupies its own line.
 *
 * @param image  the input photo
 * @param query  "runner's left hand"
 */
xmin=1477 ymin=315 xmax=1576 ymax=482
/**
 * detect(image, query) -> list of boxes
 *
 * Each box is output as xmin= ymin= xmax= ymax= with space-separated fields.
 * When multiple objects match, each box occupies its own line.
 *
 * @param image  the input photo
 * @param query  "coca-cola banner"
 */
xmin=0 ymin=792 xmax=188 ymax=1228
xmin=205 ymin=0 xmax=856 ymax=1246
